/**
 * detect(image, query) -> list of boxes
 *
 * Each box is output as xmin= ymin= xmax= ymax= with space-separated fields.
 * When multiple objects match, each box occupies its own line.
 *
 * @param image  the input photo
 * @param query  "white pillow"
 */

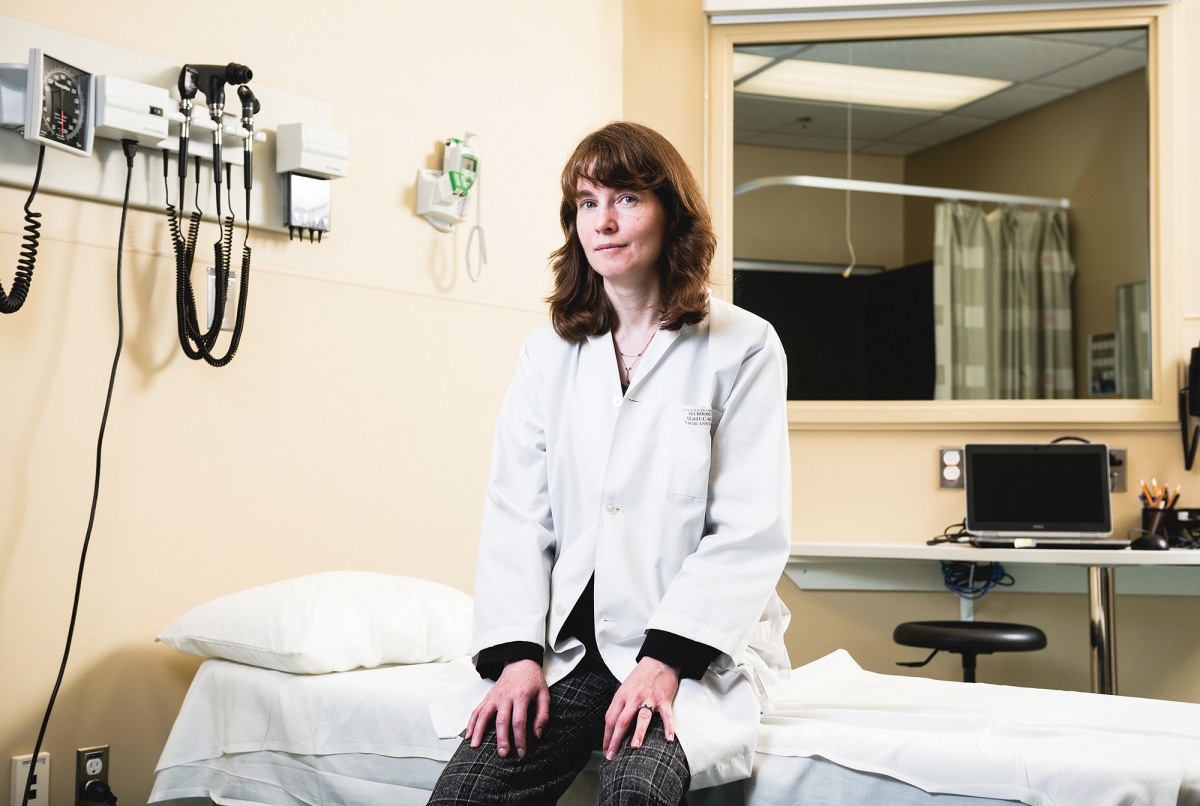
xmin=157 ymin=572 xmax=473 ymax=674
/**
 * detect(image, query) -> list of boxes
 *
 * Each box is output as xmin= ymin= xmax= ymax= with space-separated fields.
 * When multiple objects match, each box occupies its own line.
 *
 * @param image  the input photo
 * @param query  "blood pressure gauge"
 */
xmin=24 ymin=49 xmax=94 ymax=156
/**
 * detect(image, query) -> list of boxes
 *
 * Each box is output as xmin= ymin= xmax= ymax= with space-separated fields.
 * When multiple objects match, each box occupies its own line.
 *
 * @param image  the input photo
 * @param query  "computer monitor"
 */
xmin=964 ymin=443 xmax=1112 ymax=538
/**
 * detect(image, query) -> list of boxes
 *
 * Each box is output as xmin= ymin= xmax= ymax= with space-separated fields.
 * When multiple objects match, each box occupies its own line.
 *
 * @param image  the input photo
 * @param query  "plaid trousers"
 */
xmin=428 ymin=651 xmax=690 ymax=806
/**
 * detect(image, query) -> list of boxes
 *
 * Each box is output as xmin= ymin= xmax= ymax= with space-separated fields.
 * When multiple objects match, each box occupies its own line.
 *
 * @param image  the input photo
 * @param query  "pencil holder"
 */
xmin=1141 ymin=507 xmax=1178 ymax=537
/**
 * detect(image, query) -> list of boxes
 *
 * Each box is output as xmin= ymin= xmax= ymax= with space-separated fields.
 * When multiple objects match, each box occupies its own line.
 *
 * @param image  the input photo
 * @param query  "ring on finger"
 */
xmin=638 ymin=703 xmax=654 ymax=714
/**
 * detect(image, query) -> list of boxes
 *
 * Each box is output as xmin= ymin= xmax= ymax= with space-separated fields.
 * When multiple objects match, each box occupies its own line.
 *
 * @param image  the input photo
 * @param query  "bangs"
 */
xmin=563 ymin=138 xmax=666 ymax=203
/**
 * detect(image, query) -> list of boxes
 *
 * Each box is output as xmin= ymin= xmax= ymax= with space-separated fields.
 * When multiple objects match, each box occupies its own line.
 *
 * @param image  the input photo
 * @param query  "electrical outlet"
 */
xmin=939 ymin=447 xmax=965 ymax=489
xmin=10 ymin=753 xmax=49 ymax=806
xmin=75 ymin=746 xmax=108 ymax=806
xmin=1109 ymin=447 xmax=1127 ymax=492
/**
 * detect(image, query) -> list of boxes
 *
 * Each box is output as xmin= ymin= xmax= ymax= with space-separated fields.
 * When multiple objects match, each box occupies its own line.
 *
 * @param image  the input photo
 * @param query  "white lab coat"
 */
xmin=431 ymin=297 xmax=792 ymax=790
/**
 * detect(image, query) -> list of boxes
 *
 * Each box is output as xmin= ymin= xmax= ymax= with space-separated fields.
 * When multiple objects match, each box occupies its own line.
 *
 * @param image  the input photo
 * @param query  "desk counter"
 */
xmin=784 ymin=541 xmax=1200 ymax=694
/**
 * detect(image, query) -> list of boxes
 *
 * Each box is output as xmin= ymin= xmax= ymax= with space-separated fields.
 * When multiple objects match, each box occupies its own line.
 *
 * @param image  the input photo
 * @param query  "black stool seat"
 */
xmin=894 ymin=621 xmax=1047 ymax=683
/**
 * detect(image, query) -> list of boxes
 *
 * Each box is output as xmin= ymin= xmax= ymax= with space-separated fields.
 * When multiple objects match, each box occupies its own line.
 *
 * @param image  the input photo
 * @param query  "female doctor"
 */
xmin=429 ymin=122 xmax=792 ymax=806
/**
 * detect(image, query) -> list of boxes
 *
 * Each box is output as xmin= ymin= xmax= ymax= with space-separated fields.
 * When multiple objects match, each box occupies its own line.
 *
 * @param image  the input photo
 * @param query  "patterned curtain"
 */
xmin=1116 ymin=281 xmax=1150 ymax=399
xmin=934 ymin=204 xmax=993 ymax=399
xmin=934 ymin=202 xmax=1076 ymax=400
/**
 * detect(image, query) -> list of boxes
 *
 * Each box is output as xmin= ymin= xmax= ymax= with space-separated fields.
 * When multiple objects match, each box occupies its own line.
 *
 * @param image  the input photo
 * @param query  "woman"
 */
xmin=429 ymin=122 xmax=791 ymax=805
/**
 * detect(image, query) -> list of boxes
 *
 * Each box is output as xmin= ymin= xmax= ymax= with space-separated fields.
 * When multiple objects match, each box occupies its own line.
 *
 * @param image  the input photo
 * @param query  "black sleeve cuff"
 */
xmin=475 ymin=641 xmax=544 ymax=681
xmin=637 ymin=630 xmax=720 ymax=680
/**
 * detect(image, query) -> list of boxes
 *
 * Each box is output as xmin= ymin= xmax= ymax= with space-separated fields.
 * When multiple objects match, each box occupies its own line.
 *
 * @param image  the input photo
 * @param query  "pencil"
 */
xmin=1168 ymin=485 xmax=1181 ymax=509
xmin=1140 ymin=479 xmax=1154 ymax=504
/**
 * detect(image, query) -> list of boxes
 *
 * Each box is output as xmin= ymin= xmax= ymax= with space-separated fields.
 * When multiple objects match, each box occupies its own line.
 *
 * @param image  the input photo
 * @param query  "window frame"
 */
xmin=706 ymin=6 xmax=1178 ymax=430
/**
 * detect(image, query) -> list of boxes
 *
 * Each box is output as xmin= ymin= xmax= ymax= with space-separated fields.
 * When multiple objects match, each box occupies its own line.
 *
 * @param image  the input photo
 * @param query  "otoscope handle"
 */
xmin=178 ymin=136 xmax=189 ymax=178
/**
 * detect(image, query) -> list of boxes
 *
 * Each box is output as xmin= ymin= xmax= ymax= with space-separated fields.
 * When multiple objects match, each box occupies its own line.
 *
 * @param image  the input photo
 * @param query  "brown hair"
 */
xmin=547 ymin=122 xmax=716 ymax=342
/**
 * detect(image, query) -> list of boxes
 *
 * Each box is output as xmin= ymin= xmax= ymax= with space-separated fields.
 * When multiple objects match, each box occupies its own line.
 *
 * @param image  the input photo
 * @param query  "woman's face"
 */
xmin=575 ymin=178 xmax=666 ymax=287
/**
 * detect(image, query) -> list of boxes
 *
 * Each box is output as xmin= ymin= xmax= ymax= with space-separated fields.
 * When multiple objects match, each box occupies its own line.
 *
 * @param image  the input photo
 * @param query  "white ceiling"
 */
xmin=734 ymin=28 xmax=1147 ymax=156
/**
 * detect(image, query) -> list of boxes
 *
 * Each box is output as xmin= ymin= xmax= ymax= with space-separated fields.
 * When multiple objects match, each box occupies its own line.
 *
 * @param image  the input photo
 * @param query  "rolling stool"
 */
xmin=894 ymin=621 xmax=1047 ymax=682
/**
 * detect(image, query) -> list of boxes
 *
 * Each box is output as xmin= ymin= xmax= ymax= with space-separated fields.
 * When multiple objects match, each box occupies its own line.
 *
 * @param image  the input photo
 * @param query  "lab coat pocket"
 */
xmin=666 ymin=405 xmax=714 ymax=499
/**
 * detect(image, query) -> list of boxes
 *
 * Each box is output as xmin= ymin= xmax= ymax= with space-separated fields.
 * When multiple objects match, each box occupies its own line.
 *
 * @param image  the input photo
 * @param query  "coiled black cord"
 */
xmin=20 ymin=139 xmax=139 ymax=806
xmin=195 ymin=186 xmax=250 ymax=368
xmin=223 ymin=183 xmax=253 ymax=364
xmin=171 ymin=156 xmax=221 ymax=360
xmin=164 ymin=154 xmax=184 ymax=247
xmin=191 ymin=165 xmax=250 ymax=367
xmin=1 ymin=145 xmax=46 ymax=314
xmin=167 ymin=154 xmax=250 ymax=367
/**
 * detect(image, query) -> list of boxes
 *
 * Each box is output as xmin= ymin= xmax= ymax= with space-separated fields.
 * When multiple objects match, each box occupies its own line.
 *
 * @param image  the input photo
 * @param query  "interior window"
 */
xmin=731 ymin=28 xmax=1150 ymax=401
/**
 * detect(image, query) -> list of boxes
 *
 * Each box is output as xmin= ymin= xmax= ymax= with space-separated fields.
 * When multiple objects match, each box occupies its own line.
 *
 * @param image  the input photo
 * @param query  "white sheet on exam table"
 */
xmin=154 ymin=651 xmax=1200 ymax=806
xmin=151 ymin=752 xmax=447 ymax=806
xmin=759 ymin=650 xmax=1200 ymax=806
xmin=156 ymin=656 xmax=478 ymax=770
xmin=151 ymin=750 xmax=1028 ymax=806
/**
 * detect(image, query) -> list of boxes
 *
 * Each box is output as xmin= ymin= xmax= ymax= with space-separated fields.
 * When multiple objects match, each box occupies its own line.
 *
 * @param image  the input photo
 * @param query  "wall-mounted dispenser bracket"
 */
xmin=416 ymin=135 xmax=479 ymax=232
xmin=416 ymin=169 xmax=467 ymax=232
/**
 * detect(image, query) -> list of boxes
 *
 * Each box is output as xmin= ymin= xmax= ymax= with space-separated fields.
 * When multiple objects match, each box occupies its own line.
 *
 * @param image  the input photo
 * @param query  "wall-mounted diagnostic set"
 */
xmin=417 ymin=133 xmax=487 ymax=280
xmin=167 ymin=62 xmax=257 ymax=367
xmin=2 ymin=46 xmax=350 ymax=322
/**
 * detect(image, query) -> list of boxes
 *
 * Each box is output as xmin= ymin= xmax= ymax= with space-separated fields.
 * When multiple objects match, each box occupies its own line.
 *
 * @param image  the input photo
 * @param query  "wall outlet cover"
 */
xmin=1109 ymin=447 xmax=1127 ymax=492
xmin=10 ymin=753 xmax=48 ymax=806
xmin=939 ymin=447 xmax=965 ymax=489
xmin=74 ymin=746 xmax=107 ymax=806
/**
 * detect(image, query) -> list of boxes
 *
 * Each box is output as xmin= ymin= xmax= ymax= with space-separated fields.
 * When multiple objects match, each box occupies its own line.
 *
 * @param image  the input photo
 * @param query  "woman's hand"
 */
xmin=466 ymin=659 xmax=550 ymax=759
xmin=602 ymin=657 xmax=681 ymax=760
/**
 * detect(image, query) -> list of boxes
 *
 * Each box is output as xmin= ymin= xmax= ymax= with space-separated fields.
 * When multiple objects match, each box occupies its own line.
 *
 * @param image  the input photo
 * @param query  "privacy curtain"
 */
xmin=1116 ymin=281 xmax=1150 ymax=399
xmin=933 ymin=202 xmax=1075 ymax=400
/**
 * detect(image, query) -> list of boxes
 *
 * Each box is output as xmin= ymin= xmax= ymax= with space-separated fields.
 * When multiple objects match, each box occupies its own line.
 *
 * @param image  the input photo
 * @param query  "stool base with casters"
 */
xmin=894 ymin=621 xmax=1047 ymax=683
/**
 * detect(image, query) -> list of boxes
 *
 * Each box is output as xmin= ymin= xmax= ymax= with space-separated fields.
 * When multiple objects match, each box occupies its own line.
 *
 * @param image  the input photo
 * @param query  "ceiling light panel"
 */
xmin=737 ymin=60 xmax=1012 ymax=112
xmin=734 ymin=52 xmax=774 ymax=82
xmin=795 ymin=37 xmax=1100 ymax=83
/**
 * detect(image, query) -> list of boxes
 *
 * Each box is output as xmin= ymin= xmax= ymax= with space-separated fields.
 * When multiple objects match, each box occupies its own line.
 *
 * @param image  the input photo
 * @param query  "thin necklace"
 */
xmin=618 ymin=328 xmax=658 ymax=379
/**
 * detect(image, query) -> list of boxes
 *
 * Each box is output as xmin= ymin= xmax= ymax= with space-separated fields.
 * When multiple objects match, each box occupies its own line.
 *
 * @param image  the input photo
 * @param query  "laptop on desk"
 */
xmin=964 ymin=443 xmax=1130 ymax=549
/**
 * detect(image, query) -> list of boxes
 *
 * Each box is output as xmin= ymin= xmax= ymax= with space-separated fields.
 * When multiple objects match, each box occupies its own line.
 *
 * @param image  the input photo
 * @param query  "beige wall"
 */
xmin=0 ymin=2 xmax=620 ymax=803
xmin=623 ymin=0 xmax=707 ymax=177
xmin=905 ymin=70 xmax=1151 ymax=397
xmin=733 ymin=144 xmax=906 ymax=268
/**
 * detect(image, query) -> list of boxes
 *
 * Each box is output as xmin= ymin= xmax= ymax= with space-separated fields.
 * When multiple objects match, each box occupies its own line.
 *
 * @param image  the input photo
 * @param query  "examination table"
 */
xmin=149 ymin=649 xmax=1200 ymax=806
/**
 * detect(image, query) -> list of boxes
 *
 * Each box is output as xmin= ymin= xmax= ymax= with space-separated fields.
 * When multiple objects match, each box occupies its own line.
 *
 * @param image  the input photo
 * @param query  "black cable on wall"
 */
xmin=19 ymin=139 xmax=139 ymax=806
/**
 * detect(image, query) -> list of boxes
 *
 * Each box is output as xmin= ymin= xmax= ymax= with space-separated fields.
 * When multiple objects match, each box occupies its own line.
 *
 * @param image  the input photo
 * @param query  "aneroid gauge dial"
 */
xmin=25 ymin=50 xmax=94 ymax=156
